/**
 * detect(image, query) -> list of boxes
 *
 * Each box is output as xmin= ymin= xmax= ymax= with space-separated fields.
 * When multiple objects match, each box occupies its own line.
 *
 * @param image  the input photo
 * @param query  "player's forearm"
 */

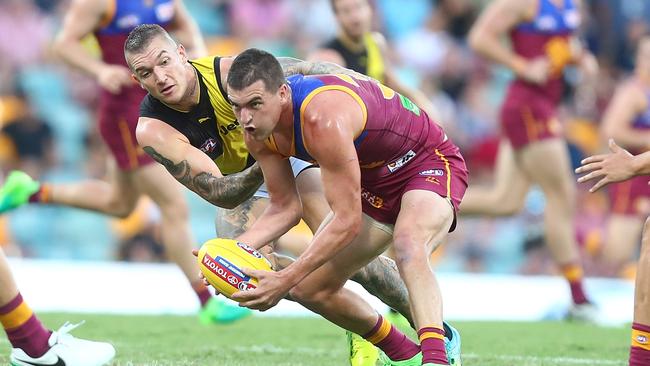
xmin=278 ymin=57 xmax=364 ymax=78
xmin=608 ymin=130 xmax=650 ymax=151
xmin=469 ymin=32 xmax=526 ymax=75
xmin=236 ymin=202 xmax=302 ymax=250
xmin=632 ymin=151 xmax=650 ymax=176
xmin=282 ymin=214 xmax=361 ymax=285
xmin=142 ymin=146 xmax=264 ymax=209
xmin=52 ymin=39 xmax=106 ymax=78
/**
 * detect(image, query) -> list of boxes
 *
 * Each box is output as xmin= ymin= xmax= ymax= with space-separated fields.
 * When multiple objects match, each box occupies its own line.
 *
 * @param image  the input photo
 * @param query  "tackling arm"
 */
xmin=601 ymin=83 xmax=650 ymax=150
xmin=136 ymin=117 xmax=263 ymax=209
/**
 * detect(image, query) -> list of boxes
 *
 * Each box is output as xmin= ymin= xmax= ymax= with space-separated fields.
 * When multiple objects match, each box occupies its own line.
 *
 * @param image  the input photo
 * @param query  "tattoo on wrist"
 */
xmin=143 ymin=146 xmax=264 ymax=208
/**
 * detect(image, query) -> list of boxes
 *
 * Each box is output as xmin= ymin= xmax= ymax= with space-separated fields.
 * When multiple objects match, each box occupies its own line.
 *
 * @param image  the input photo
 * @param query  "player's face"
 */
xmin=229 ymin=80 xmax=287 ymax=141
xmin=127 ymin=36 xmax=191 ymax=105
xmin=333 ymin=0 xmax=372 ymax=40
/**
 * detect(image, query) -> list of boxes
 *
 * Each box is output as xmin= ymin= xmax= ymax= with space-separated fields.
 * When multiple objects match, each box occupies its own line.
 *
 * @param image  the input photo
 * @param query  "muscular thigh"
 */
xmin=394 ymin=190 xmax=454 ymax=255
xmin=516 ymin=138 xmax=574 ymax=195
xmin=297 ymin=213 xmax=393 ymax=291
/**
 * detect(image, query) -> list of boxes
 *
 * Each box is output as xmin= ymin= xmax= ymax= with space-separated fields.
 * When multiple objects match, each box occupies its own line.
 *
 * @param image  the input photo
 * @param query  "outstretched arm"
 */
xmin=137 ymin=117 xmax=263 ymax=208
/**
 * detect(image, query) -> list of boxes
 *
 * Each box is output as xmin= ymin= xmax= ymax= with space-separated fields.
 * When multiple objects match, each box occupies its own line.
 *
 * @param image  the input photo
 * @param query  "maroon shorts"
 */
xmin=500 ymin=88 xmax=563 ymax=149
xmin=98 ymin=88 xmax=154 ymax=171
xmin=608 ymin=175 xmax=650 ymax=216
xmin=360 ymin=140 xmax=468 ymax=230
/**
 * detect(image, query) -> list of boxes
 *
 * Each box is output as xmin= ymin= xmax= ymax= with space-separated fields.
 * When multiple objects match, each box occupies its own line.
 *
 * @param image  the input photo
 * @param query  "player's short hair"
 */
xmin=124 ymin=24 xmax=175 ymax=56
xmin=227 ymin=48 xmax=285 ymax=92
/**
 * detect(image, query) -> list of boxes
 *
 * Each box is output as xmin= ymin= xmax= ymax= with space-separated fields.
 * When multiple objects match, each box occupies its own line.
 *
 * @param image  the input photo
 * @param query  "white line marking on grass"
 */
xmin=463 ymin=353 xmax=625 ymax=365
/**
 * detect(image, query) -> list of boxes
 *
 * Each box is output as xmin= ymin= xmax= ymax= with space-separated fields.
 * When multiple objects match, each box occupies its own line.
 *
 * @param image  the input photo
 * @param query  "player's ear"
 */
xmin=130 ymin=74 xmax=144 ymax=89
xmin=177 ymin=44 xmax=187 ymax=61
xmin=279 ymin=83 xmax=289 ymax=102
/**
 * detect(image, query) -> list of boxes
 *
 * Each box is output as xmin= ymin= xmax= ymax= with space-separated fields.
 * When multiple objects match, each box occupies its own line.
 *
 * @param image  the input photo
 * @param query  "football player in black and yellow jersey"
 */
xmin=125 ymin=22 xmax=418 ymax=326
xmin=309 ymin=0 xmax=440 ymax=123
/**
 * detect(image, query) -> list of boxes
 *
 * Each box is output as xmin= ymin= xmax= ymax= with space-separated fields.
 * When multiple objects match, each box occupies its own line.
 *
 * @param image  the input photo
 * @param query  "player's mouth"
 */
xmin=160 ymin=85 xmax=175 ymax=96
xmin=244 ymin=126 xmax=256 ymax=133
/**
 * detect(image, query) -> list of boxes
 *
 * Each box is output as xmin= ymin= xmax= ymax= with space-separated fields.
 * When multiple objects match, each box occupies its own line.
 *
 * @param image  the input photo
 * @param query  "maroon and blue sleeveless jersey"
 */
xmin=95 ymin=0 xmax=174 ymax=68
xmin=281 ymin=74 xmax=467 ymax=225
xmin=632 ymin=84 xmax=650 ymax=131
xmin=509 ymin=0 xmax=580 ymax=102
xmin=283 ymin=74 xmax=452 ymax=183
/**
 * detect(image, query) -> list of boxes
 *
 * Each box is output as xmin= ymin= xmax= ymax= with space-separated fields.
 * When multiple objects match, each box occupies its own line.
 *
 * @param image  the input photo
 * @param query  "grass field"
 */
xmin=0 ymin=313 xmax=631 ymax=366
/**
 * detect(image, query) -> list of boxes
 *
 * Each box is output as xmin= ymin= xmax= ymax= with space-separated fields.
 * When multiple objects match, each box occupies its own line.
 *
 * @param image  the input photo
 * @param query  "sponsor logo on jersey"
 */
xmin=387 ymin=150 xmax=416 ymax=173
xmin=637 ymin=334 xmax=648 ymax=344
xmin=419 ymin=169 xmax=444 ymax=176
xmin=219 ymin=120 xmax=241 ymax=135
xmin=425 ymin=177 xmax=440 ymax=185
xmin=117 ymin=14 xmax=141 ymax=29
xmin=361 ymin=187 xmax=384 ymax=209
xmin=200 ymin=138 xmax=218 ymax=154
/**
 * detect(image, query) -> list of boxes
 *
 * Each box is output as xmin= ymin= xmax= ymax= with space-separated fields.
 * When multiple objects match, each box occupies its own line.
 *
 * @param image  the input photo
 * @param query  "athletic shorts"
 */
xmin=500 ymin=88 xmax=563 ymax=149
xmin=359 ymin=139 xmax=468 ymax=230
xmin=608 ymin=175 xmax=650 ymax=216
xmin=253 ymin=158 xmax=315 ymax=198
xmin=98 ymin=88 xmax=154 ymax=171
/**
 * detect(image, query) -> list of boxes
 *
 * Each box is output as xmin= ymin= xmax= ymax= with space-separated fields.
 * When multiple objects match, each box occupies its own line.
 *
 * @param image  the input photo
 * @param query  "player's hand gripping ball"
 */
xmin=197 ymin=238 xmax=273 ymax=300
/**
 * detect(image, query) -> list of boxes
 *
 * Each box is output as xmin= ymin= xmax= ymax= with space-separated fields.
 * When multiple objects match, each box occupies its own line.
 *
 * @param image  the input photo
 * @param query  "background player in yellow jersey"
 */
xmin=309 ymin=0 xmax=439 ymax=122
xmin=0 ymin=0 xmax=249 ymax=324
xmin=576 ymin=142 xmax=650 ymax=366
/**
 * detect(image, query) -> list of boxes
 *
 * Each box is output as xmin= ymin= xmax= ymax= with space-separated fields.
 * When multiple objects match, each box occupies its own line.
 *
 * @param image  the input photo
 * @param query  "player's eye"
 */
xmin=161 ymin=57 xmax=170 ymax=65
xmin=251 ymin=101 xmax=261 ymax=108
xmin=140 ymin=71 xmax=150 ymax=78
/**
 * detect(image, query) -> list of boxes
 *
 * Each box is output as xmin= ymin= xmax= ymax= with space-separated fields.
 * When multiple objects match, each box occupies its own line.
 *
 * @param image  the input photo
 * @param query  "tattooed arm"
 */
xmin=277 ymin=57 xmax=370 ymax=80
xmin=136 ymin=117 xmax=264 ymax=209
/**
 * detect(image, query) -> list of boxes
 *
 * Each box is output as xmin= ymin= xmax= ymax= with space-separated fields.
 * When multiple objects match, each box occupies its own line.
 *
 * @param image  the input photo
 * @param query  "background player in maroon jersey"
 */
xmin=577 ymin=142 xmax=650 ymax=366
xmin=463 ymin=0 xmax=598 ymax=320
xmin=597 ymin=35 xmax=650 ymax=277
xmin=0 ymin=0 xmax=249 ymax=323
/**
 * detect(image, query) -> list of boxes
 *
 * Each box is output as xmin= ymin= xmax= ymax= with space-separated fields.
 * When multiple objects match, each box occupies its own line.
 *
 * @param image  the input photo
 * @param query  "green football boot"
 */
xmin=0 ymin=171 xmax=40 ymax=214
xmin=199 ymin=297 xmax=251 ymax=325
xmin=346 ymin=331 xmax=379 ymax=366
xmin=379 ymin=351 xmax=422 ymax=366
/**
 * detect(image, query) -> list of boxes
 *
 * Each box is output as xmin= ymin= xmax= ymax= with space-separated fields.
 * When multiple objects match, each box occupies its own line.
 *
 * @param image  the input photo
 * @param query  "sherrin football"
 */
xmin=197 ymin=238 xmax=273 ymax=299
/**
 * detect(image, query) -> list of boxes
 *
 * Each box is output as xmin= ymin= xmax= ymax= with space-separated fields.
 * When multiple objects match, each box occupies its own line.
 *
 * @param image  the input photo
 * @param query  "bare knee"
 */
xmin=108 ymin=197 xmax=138 ymax=218
xmin=392 ymin=232 xmax=429 ymax=267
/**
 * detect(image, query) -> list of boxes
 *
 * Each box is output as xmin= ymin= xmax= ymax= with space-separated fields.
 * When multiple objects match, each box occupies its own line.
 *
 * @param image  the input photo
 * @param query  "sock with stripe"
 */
xmin=561 ymin=263 xmax=589 ymax=304
xmin=28 ymin=183 xmax=51 ymax=204
xmin=418 ymin=326 xmax=449 ymax=365
xmin=363 ymin=314 xmax=420 ymax=361
xmin=192 ymin=281 xmax=212 ymax=307
xmin=0 ymin=293 xmax=51 ymax=358
xmin=630 ymin=322 xmax=650 ymax=366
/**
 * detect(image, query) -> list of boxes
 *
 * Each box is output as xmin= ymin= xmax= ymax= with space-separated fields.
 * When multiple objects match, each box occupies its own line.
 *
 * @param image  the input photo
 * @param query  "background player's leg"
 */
xmin=0 ymin=248 xmax=115 ymax=364
xmin=35 ymin=158 xmax=140 ymax=218
xmin=517 ymin=137 xmax=591 ymax=312
xmin=630 ymin=217 xmax=650 ymax=366
xmin=460 ymin=139 xmax=530 ymax=216
xmin=602 ymin=215 xmax=644 ymax=276
xmin=392 ymin=190 xmax=454 ymax=365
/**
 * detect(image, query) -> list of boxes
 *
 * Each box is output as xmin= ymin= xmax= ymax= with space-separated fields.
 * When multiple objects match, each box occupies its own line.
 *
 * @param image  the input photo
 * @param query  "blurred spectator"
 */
xmin=0 ymin=95 xmax=56 ymax=179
